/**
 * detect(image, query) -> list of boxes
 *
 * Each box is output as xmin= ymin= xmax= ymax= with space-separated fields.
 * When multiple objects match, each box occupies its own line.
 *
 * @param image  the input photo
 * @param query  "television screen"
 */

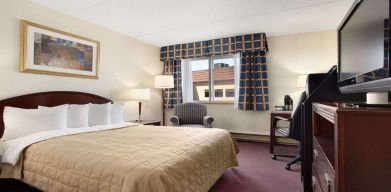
xmin=339 ymin=0 xmax=389 ymax=83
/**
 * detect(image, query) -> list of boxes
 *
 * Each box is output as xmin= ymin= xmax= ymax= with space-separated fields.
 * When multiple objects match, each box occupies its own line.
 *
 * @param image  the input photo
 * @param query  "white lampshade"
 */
xmin=154 ymin=75 xmax=174 ymax=88
xmin=296 ymin=74 xmax=308 ymax=88
xmin=129 ymin=88 xmax=151 ymax=101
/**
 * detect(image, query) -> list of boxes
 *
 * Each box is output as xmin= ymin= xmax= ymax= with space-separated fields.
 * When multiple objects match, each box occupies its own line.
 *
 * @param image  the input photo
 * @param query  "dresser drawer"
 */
xmin=313 ymin=138 xmax=335 ymax=192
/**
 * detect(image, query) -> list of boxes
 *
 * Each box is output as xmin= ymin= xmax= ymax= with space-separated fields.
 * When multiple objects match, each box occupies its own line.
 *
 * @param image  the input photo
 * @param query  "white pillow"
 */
xmin=39 ymin=104 xmax=89 ymax=128
xmin=68 ymin=104 xmax=89 ymax=128
xmin=0 ymin=140 xmax=4 ymax=156
xmin=89 ymin=103 xmax=111 ymax=126
xmin=110 ymin=102 xmax=124 ymax=124
xmin=3 ymin=105 xmax=68 ymax=140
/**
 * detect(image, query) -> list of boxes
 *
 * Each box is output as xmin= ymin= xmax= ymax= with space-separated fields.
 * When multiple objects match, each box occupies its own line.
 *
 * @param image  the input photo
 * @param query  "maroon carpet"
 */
xmin=210 ymin=141 xmax=302 ymax=192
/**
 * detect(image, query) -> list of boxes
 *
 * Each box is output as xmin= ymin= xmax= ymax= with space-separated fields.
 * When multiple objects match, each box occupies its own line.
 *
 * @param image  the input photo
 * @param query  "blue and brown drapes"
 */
xmin=161 ymin=33 xmax=268 ymax=60
xmin=238 ymin=51 xmax=269 ymax=111
xmin=160 ymin=33 xmax=269 ymax=110
xmin=163 ymin=60 xmax=182 ymax=108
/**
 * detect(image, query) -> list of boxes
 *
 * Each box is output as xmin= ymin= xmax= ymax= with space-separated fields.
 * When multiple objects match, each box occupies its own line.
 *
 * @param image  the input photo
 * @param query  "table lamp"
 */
xmin=154 ymin=75 xmax=174 ymax=125
xmin=129 ymin=88 xmax=151 ymax=122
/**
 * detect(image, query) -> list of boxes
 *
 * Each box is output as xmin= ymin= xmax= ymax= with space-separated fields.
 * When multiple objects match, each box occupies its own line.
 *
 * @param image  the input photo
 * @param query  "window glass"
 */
xmin=215 ymin=89 xmax=223 ymax=97
xmin=187 ymin=55 xmax=236 ymax=103
xmin=204 ymin=89 xmax=210 ymax=98
xmin=225 ymin=89 xmax=235 ymax=97
xmin=191 ymin=59 xmax=209 ymax=101
xmin=212 ymin=57 xmax=235 ymax=101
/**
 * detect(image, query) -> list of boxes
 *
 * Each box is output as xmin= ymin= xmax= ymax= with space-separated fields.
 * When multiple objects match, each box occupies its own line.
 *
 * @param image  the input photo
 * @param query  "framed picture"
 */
xmin=20 ymin=20 xmax=100 ymax=79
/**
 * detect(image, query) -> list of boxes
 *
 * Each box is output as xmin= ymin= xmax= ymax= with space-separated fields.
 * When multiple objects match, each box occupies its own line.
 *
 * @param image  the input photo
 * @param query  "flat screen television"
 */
xmin=338 ymin=0 xmax=391 ymax=93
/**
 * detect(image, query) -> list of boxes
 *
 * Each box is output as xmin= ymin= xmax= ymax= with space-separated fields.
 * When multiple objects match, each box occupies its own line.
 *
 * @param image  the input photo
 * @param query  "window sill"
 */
xmin=196 ymin=101 xmax=234 ymax=105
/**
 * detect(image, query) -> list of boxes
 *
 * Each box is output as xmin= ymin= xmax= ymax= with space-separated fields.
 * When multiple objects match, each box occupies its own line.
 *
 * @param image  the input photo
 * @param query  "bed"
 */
xmin=0 ymin=92 xmax=238 ymax=192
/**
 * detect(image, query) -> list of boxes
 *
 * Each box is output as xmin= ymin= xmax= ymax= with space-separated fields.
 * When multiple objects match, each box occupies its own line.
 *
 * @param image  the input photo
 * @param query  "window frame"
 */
xmin=188 ymin=54 xmax=236 ymax=104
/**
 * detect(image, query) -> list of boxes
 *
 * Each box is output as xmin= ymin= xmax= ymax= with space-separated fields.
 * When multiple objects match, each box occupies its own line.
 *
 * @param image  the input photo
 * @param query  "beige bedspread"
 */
xmin=2 ymin=125 xmax=238 ymax=192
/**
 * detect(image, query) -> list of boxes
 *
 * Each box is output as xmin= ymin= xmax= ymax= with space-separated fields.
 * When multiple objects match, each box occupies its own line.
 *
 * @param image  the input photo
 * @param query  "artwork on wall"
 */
xmin=20 ymin=20 xmax=100 ymax=79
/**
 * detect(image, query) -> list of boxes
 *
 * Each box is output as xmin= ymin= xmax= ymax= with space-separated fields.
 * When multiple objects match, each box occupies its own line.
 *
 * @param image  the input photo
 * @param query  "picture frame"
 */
xmin=20 ymin=20 xmax=100 ymax=79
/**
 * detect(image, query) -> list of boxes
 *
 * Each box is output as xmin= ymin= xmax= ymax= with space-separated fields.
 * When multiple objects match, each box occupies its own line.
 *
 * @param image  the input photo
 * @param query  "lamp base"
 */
xmin=138 ymin=101 xmax=143 ymax=123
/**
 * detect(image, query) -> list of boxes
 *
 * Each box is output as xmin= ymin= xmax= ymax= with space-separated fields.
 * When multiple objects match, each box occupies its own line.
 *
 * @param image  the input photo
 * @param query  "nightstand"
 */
xmin=129 ymin=120 xmax=161 ymax=126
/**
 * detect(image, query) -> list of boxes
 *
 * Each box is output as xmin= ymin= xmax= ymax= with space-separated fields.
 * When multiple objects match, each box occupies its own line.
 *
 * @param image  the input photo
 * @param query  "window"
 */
xmin=191 ymin=59 xmax=209 ymax=101
xmin=212 ymin=57 xmax=236 ymax=102
xmin=187 ymin=55 xmax=237 ymax=102
xmin=225 ymin=89 xmax=235 ymax=97
xmin=215 ymin=89 xmax=224 ymax=97
xmin=204 ymin=90 xmax=210 ymax=97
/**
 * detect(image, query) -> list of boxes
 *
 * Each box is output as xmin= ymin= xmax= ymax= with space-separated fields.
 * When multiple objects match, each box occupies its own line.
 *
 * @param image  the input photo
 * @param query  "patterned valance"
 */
xmin=160 ymin=33 xmax=268 ymax=61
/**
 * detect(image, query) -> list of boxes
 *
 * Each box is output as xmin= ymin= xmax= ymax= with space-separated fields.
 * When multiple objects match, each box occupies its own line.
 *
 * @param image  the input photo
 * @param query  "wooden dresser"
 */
xmin=311 ymin=102 xmax=391 ymax=192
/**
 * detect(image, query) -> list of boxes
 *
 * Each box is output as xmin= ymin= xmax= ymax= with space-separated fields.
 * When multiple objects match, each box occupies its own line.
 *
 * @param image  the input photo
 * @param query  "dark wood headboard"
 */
xmin=0 ymin=91 xmax=112 ymax=137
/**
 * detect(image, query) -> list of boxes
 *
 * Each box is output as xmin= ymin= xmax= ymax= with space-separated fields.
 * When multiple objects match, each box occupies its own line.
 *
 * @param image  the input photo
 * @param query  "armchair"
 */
xmin=170 ymin=102 xmax=214 ymax=128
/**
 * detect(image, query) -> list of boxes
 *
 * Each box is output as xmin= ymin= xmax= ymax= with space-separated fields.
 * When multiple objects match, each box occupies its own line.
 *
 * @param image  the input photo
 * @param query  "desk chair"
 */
xmin=271 ymin=91 xmax=306 ymax=170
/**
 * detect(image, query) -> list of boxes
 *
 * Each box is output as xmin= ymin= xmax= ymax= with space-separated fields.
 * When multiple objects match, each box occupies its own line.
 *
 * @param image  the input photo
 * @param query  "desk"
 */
xmin=270 ymin=111 xmax=292 ymax=153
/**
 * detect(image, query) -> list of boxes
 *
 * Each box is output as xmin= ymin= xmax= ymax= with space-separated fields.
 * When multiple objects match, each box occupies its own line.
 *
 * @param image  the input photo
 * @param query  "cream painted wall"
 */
xmin=166 ymin=31 xmax=337 ymax=135
xmin=0 ymin=0 xmax=162 ymax=121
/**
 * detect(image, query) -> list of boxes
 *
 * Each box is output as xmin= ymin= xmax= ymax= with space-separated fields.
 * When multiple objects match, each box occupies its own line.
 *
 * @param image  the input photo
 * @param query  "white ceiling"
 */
xmin=29 ymin=0 xmax=355 ymax=47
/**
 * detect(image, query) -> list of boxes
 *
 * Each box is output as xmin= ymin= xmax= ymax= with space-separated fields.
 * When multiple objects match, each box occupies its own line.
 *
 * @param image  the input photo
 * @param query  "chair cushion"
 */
xmin=178 ymin=124 xmax=206 ymax=128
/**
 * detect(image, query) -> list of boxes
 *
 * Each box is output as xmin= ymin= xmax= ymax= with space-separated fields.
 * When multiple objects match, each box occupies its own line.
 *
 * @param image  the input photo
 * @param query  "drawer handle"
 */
xmin=313 ymin=150 xmax=318 ymax=161
xmin=324 ymin=173 xmax=331 ymax=192
xmin=312 ymin=176 xmax=317 ymax=190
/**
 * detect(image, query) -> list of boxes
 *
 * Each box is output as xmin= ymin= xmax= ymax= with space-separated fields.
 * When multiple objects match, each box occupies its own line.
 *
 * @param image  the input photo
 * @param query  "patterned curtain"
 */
xmin=160 ymin=33 xmax=269 ymax=111
xmin=163 ymin=60 xmax=182 ymax=108
xmin=238 ymin=51 xmax=269 ymax=111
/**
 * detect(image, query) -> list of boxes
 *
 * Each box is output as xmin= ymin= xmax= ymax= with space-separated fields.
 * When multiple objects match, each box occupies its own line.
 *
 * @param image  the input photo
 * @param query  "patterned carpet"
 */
xmin=0 ymin=141 xmax=302 ymax=192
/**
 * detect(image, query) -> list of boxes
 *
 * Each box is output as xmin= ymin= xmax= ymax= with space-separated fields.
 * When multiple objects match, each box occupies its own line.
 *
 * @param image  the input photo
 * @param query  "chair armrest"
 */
xmin=272 ymin=116 xmax=292 ymax=128
xmin=170 ymin=116 xmax=180 ymax=126
xmin=203 ymin=116 xmax=214 ymax=128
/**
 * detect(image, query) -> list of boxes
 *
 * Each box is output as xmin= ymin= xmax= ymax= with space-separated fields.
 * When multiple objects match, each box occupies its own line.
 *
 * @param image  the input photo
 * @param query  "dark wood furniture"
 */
xmin=129 ymin=120 xmax=161 ymax=126
xmin=302 ymin=66 xmax=366 ymax=191
xmin=311 ymin=102 xmax=391 ymax=192
xmin=0 ymin=91 xmax=112 ymax=138
xmin=0 ymin=179 xmax=41 ymax=192
xmin=270 ymin=111 xmax=292 ymax=153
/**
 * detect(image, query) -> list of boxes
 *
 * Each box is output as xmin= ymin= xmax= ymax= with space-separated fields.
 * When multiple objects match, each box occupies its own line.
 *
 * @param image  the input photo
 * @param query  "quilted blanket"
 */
xmin=2 ymin=125 xmax=238 ymax=192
